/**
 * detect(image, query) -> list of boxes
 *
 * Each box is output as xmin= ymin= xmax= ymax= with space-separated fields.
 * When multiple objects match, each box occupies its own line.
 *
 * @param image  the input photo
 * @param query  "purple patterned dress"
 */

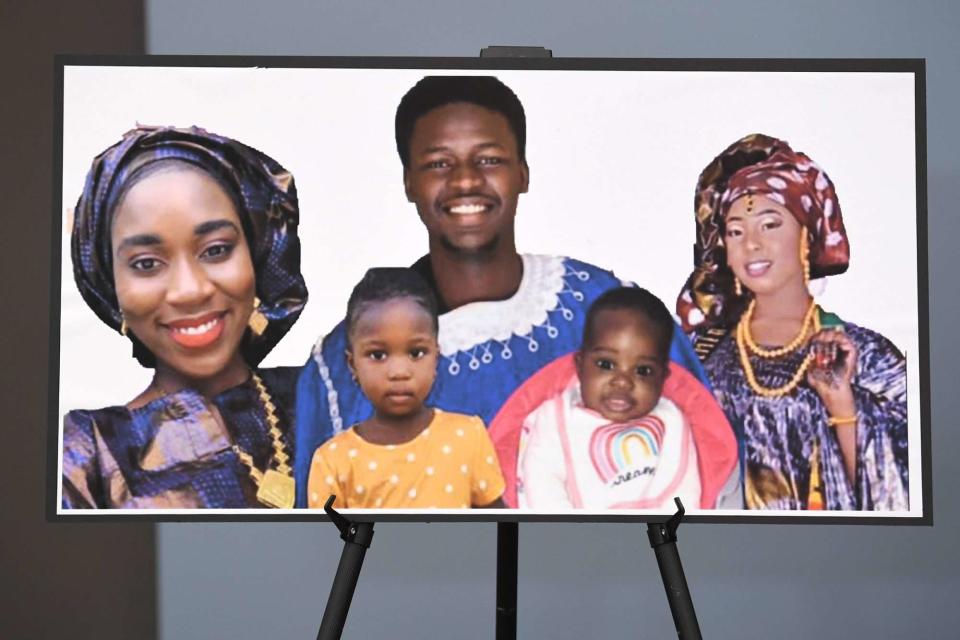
xmin=61 ymin=367 xmax=298 ymax=509
xmin=698 ymin=322 xmax=908 ymax=510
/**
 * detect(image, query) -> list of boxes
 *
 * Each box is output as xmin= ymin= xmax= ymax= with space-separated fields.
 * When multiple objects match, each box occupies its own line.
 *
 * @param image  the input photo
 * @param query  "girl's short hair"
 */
xmin=345 ymin=267 xmax=440 ymax=344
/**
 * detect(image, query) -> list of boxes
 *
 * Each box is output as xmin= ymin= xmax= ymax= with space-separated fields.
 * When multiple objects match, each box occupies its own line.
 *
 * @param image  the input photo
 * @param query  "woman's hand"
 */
xmin=807 ymin=328 xmax=859 ymax=484
xmin=806 ymin=328 xmax=858 ymax=416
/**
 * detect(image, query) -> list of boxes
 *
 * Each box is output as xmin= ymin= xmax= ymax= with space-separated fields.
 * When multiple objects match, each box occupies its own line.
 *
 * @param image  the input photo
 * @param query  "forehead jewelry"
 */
xmin=745 ymin=194 xmax=755 ymax=214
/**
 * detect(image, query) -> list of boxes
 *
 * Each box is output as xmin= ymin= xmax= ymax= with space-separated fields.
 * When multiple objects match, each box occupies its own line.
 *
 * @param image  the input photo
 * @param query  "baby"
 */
xmin=519 ymin=287 xmax=701 ymax=509
xmin=308 ymin=268 xmax=505 ymax=509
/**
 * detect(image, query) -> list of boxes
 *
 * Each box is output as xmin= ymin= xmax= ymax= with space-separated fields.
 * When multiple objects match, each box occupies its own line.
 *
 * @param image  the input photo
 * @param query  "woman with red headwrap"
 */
xmin=676 ymin=134 xmax=908 ymax=511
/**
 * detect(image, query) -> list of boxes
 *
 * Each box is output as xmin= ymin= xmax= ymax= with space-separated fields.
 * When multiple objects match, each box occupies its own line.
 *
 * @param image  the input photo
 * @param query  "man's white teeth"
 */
xmin=449 ymin=204 xmax=486 ymax=215
xmin=174 ymin=318 xmax=218 ymax=335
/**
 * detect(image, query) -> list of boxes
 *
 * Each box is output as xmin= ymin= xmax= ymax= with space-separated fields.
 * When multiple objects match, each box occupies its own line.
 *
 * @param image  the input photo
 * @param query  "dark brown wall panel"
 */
xmin=0 ymin=1 xmax=154 ymax=638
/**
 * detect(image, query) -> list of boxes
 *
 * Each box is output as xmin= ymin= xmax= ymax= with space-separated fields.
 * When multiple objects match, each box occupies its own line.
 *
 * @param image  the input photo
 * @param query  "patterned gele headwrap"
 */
xmin=676 ymin=133 xmax=850 ymax=333
xmin=71 ymin=125 xmax=308 ymax=366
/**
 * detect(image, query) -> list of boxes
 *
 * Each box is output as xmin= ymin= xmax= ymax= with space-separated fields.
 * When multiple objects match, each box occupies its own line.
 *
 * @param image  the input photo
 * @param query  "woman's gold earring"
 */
xmin=800 ymin=233 xmax=811 ymax=288
xmin=120 ymin=318 xmax=128 ymax=337
xmin=248 ymin=296 xmax=268 ymax=336
xmin=734 ymin=277 xmax=743 ymax=297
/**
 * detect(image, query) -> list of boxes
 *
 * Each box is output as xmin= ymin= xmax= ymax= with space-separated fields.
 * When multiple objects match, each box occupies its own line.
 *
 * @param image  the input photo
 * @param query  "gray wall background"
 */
xmin=149 ymin=2 xmax=960 ymax=638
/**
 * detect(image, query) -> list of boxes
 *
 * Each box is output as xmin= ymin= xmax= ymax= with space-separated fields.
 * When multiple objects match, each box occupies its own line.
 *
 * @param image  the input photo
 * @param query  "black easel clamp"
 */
xmin=324 ymin=495 xmax=374 ymax=548
xmin=648 ymin=497 xmax=685 ymax=548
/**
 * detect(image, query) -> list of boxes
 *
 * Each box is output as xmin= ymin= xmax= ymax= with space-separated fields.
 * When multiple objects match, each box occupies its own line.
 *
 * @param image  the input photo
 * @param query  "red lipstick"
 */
xmin=165 ymin=312 xmax=226 ymax=349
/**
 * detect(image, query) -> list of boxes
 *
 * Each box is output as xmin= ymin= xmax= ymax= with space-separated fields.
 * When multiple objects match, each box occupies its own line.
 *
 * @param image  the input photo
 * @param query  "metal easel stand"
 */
xmin=647 ymin=498 xmax=703 ymax=639
xmin=479 ymin=42 xmax=554 ymax=640
xmin=317 ymin=47 xmax=701 ymax=640
xmin=316 ymin=496 xmax=375 ymax=640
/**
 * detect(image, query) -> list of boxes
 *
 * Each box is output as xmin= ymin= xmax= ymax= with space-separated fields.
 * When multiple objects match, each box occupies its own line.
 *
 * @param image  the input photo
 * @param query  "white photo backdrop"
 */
xmin=57 ymin=64 xmax=922 ymax=518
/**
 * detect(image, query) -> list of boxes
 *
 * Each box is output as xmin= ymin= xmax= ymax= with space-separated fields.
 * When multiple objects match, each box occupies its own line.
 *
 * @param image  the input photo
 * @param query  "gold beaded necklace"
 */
xmin=230 ymin=372 xmax=296 ymax=508
xmin=740 ymin=298 xmax=818 ymax=358
xmin=736 ymin=300 xmax=821 ymax=398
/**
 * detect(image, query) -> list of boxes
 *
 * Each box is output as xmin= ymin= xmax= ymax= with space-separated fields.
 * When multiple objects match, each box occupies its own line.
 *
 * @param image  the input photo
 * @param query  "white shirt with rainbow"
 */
xmin=518 ymin=379 xmax=700 ymax=510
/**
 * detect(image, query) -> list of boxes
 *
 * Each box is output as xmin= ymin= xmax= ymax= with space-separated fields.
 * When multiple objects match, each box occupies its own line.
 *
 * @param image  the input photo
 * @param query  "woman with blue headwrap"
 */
xmin=62 ymin=126 xmax=308 ymax=509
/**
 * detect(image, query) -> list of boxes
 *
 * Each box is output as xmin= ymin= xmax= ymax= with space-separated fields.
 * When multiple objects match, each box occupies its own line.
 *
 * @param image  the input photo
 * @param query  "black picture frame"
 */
xmin=48 ymin=55 xmax=931 ymax=525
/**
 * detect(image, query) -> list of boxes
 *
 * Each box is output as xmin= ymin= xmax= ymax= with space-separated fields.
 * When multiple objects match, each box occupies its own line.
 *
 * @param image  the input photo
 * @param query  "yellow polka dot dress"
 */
xmin=307 ymin=410 xmax=505 ymax=509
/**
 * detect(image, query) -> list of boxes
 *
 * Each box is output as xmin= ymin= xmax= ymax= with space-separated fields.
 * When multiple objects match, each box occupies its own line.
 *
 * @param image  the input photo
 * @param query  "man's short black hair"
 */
xmin=395 ymin=75 xmax=527 ymax=169
xmin=345 ymin=267 xmax=440 ymax=346
xmin=582 ymin=287 xmax=675 ymax=362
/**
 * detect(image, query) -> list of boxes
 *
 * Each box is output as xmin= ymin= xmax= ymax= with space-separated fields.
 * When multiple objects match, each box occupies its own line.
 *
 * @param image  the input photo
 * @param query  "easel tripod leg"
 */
xmin=647 ymin=498 xmax=702 ymax=639
xmin=496 ymin=522 xmax=518 ymax=640
xmin=318 ymin=496 xmax=375 ymax=640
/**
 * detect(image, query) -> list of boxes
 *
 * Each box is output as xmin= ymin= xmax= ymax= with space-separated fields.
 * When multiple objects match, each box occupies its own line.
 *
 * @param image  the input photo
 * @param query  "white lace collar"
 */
xmin=438 ymin=254 xmax=567 ymax=356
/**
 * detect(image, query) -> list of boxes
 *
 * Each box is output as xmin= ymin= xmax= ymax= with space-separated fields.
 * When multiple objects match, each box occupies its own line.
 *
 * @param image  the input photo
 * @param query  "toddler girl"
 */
xmin=308 ymin=268 xmax=505 ymax=509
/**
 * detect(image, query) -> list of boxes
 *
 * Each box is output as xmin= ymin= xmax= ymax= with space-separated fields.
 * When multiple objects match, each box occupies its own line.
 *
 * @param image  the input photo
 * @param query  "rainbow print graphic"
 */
xmin=589 ymin=416 xmax=666 ymax=484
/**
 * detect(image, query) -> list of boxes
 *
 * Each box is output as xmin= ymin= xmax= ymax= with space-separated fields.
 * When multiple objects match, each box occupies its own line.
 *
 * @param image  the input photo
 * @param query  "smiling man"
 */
xmin=396 ymin=79 xmax=529 ymax=313
xmin=293 ymin=76 xmax=731 ymax=509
